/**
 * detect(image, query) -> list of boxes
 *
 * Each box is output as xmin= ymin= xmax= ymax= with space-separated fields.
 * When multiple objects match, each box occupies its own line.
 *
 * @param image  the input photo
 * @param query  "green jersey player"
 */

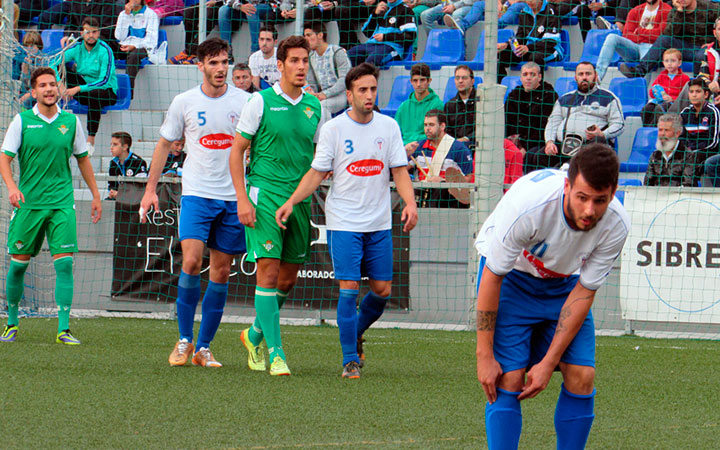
xmin=0 ymin=67 xmax=102 ymax=345
xmin=229 ymin=35 xmax=325 ymax=376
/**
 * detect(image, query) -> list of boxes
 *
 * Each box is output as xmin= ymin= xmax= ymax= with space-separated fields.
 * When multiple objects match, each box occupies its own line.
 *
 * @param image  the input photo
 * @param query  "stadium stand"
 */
xmin=620 ymin=127 xmax=658 ymax=173
xmin=609 ymin=77 xmax=648 ymax=118
xmin=407 ymin=29 xmax=464 ymax=70
xmin=443 ymin=75 xmax=483 ymax=103
xmin=380 ymin=75 xmax=412 ymax=117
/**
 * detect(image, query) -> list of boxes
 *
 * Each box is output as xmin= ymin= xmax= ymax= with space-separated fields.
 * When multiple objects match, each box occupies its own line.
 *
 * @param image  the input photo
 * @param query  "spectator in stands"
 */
xmin=168 ymin=0 xmax=221 ymax=64
xmin=524 ymin=62 xmax=624 ymax=172
xmin=614 ymin=0 xmax=644 ymax=33
xmin=397 ymin=63 xmax=445 ymax=146
xmin=276 ymin=0 xmax=336 ymax=23
xmin=60 ymin=17 xmax=118 ymax=155
xmin=444 ymin=0 xmax=532 ymax=34
xmin=218 ymin=0 xmax=274 ymax=56
xmin=408 ymin=109 xmax=474 ymax=208
xmin=115 ymin=0 xmax=162 ymax=98
xmin=232 ymin=62 xmax=257 ymax=93
xmin=444 ymin=65 xmax=477 ymax=145
xmin=574 ymin=0 xmax=619 ymax=43
xmin=108 ymin=131 xmax=149 ymax=199
xmin=504 ymin=61 xmax=558 ymax=155
xmin=163 ymin=139 xmax=187 ymax=176
xmin=55 ymin=0 xmax=124 ymax=56
xmin=148 ymin=0 xmax=184 ymax=17
xmin=495 ymin=0 xmax=563 ymax=83
xmin=641 ymin=48 xmax=690 ymax=126
xmin=620 ymin=0 xmax=720 ymax=79
xmin=249 ymin=25 xmax=281 ymax=89
xmin=503 ymin=138 xmax=524 ymax=186
xmin=334 ymin=0 xmax=374 ymax=49
xmin=304 ymin=22 xmax=351 ymax=116
xmin=595 ymin=0 xmax=672 ymax=82
xmin=645 ymin=113 xmax=695 ymax=186
xmin=347 ymin=0 xmax=417 ymax=66
xmin=14 ymin=31 xmax=44 ymax=109
xmin=420 ymin=0 xmax=472 ymax=33
xmin=16 ymin=0 xmax=48 ymax=28
xmin=680 ymin=78 xmax=720 ymax=180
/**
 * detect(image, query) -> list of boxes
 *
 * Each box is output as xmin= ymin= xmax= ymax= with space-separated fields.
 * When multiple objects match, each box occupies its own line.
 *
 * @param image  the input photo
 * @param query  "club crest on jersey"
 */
xmin=304 ymin=107 xmax=314 ymax=119
xmin=374 ymin=137 xmax=385 ymax=151
xmin=263 ymin=240 xmax=274 ymax=251
xmin=14 ymin=240 xmax=23 ymax=250
xmin=57 ymin=124 xmax=68 ymax=135
xmin=227 ymin=111 xmax=239 ymax=125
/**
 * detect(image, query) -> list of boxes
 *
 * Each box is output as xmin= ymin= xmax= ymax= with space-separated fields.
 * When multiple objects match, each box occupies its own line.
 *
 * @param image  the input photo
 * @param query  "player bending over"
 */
xmin=475 ymin=145 xmax=629 ymax=449
xmin=140 ymin=37 xmax=251 ymax=367
xmin=276 ymin=63 xmax=418 ymax=378
xmin=0 ymin=67 xmax=102 ymax=345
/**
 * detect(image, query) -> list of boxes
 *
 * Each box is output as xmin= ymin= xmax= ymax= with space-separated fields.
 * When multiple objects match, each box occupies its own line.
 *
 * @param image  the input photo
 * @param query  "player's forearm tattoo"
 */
xmin=556 ymin=295 xmax=593 ymax=333
xmin=477 ymin=310 xmax=497 ymax=331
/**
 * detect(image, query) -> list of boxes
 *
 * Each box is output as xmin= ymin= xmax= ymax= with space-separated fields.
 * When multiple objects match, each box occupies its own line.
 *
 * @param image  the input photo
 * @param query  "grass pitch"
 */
xmin=0 ymin=318 xmax=717 ymax=449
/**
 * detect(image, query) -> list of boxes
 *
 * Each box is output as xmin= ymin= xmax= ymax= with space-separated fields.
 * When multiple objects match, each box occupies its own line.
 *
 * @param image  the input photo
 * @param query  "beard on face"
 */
xmin=656 ymin=136 xmax=678 ymax=153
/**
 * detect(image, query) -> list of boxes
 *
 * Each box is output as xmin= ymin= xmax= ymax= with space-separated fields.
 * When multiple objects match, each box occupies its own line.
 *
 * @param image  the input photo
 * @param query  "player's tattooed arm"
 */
xmin=477 ymin=310 xmax=497 ymax=331
xmin=555 ymin=294 xmax=593 ymax=333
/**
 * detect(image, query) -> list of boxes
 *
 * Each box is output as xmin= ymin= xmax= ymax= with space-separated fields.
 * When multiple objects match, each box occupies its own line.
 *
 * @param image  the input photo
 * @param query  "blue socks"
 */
xmin=485 ymin=388 xmax=522 ymax=450
xmin=337 ymin=288 xmax=359 ymax=365
xmin=356 ymin=291 xmax=388 ymax=338
xmin=196 ymin=281 xmax=228 ymax=350
xmin=555 ymin=384 xmax=595 ymax=450
xmin=176 ymin=271 xmax=201 ymax=342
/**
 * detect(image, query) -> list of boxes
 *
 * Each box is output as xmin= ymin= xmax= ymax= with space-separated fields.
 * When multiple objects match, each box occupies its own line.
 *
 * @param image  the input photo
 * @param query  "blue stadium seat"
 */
xmin=554 ymin=77 xmax=577 ymax=97
xmin=116 ymin=30 xmax=168 ymax=69
xmin=546 ymin=29 xmax=571 ymax=67
xmin=383 ymin=48 xmax=414 ymax=68
xmin=460 ymin=29 xmax=515 ymax=71
xmin=564 ymin=29 xmax=621 ymax=71
xmin=561 ymin=15 xmax=579 ymax=26
xmin=501 ymin=76 xmax=521 ymax=103
xmin=609 ymin=77 xmax=647 ymax=117
xmin=406 ymin=29 xmax=464 ymax=70
xmin=160 ymin=16 xmax=183 ymax=26
xmin=380 ymin=76 xmax=412 ymax=117
xmin=443 ymin=76 xmax=483 ymax=103
xmin=620 ymin=127 xmax=657 ymax=172
xmin=615 ymin=178 xmax=643 ymax=204
xmin=41 ymin=30 xmax=64 ymax=54
xmin=67 ymin=74 xmax=133 ymax=114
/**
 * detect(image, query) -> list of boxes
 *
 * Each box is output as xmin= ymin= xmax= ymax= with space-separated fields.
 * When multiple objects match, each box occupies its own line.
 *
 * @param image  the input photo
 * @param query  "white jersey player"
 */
xmin=474 ymin=146 xmax=629 ymax=449
xmin=275 ymin=63 xmax=418 ymax=379
xmin=140 ymin=38 xmax=250 ymax=369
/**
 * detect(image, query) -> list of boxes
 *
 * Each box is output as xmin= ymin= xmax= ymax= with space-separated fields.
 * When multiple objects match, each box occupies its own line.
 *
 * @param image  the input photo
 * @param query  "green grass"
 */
xmin=0 ymin=318 xmax=718 ymax=449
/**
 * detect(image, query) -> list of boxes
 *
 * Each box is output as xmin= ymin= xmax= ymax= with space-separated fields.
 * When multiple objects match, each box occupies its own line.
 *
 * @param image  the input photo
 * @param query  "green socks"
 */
xmin=54 ymin=256 xmax=74 ymax=332
xmin=6 ymin=258 xmax=30 ymax=326
xmin=254 ymin=287 xmax=285 ymax=361
xmin=248 ymin=290 xmax=288 ymax=346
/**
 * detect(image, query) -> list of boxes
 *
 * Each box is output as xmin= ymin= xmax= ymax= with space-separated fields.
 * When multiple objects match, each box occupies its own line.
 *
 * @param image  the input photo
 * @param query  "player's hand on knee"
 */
xmin=237 ymin=203 xmax=256 ymax=228
xmin=275 ymin=203 xmax=293 ymax=229
xmin=138 ymin=192 xmax=158 ymax=224
xmin=8 ymin=188 xmax=24 ymax=208
xmin=477 ymin=356 xmax=503 ymax=403
xmin=518 ymin=361 xmax=553 ymax=400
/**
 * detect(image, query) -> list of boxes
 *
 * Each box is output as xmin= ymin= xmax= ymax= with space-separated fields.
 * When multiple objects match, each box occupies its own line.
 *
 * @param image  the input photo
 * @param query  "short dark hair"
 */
xmin=568 ymin=144 xmax=619 ymax=192
xmin=30 ymin=66 xmax=56 ymax=88
xmin=576 ymin=61 xmax=596 ymax=72
xmin=425 ymin=109 xmax=447 ymax=126
xmin=410 ymin=62 xmax=431 ymax=78
xmin=454 ymin=64 xmax=473 ymax=78
xmin=688 ymin=77 xmax=710 ymax=93
xmin=111 ymin=131 xmax=133 ymax=149
xmin=345 ymin=62 xmax=379 ymax=90
xmin=81 ymin=17 xmax=99 ymax=28
xmin=259 ymin=24 xmax=278 ymax=41
xmin=277 ymin=35 xmax=309 ymax=62
xmin=197 ymin=37 xmax=230 ymax=62
xmin=233 ymin=62 xmax=251 ymax=73
xmin=304 ymin=21 xmax=326 ymax=38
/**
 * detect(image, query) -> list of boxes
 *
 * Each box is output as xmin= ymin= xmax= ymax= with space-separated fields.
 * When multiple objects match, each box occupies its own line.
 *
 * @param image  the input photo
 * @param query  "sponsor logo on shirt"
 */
xmin=199 ymin=133 xmax=234 ymax=150
xmin=27 ymin=124 xmax=43 ymax=128
xmin=522 ymin=249 xmax=570 ymax=278
xmin=347 ymin=159 xmax=384 ymax=177
xmin=270 ymin=106 xmax=288 ymax=111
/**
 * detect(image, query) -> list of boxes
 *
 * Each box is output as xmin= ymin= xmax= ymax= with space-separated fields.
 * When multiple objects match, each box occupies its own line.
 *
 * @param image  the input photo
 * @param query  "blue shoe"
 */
xmin=0 ymin=325 xmax=18 ymax=342
xmin=56 ymin=329 xmax=81 ymax=345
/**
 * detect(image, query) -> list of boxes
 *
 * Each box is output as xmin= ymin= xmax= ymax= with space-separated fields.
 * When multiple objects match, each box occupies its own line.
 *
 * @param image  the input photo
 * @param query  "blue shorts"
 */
xmin=327 ymin=229 xmax=393 ymax=281
xmin=477 ymin=257 xmax=595 ymax=373
xmin=178 ymin=195 xmax=246 ymax=255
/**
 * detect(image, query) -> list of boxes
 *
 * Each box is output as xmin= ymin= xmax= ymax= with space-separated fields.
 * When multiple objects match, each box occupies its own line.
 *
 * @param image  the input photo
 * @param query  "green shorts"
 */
xmin=245 ymin=185 xmax=310 ymax=264
xmin=7 ymin=207 xmax=78 ymax=256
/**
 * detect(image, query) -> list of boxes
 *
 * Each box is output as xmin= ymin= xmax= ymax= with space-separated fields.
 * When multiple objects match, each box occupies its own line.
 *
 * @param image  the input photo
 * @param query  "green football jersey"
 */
xmin=239 ymin=85 xmax=323 ymax=198
xmin=3 ymin=108 xmax=86 ymax=209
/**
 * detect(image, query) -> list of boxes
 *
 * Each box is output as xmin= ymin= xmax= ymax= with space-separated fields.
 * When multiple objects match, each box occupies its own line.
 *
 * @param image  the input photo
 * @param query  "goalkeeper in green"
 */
xmin=0 ymin=67 xmax=102 ymax=344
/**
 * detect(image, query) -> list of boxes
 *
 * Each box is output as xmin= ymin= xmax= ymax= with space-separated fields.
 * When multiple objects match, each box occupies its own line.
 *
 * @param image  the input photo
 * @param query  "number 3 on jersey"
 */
xmin=197 ymin=111 xmax=206 ymax=126
xmin=344 ymin=139 xmax=354 ymax=154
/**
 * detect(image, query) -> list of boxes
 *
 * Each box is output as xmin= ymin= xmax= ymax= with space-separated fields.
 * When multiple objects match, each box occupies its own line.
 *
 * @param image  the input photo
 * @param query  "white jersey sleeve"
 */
xmin=311 ymin=121 xmax=335 ymax=172
xmin=72 ymin=116 xmax=87 ymax=156
xmin=159 ymin=94 xmax=185 ymax=142
xmin=388 ymin=120 xmax=409 ymax=168
xmin=1 ymin=115 xmax=22 ymax=156
xmin=578 ymin=209 xmax=628 ymax=290
xmin=236 ymin=93 xmax=264 ymax=138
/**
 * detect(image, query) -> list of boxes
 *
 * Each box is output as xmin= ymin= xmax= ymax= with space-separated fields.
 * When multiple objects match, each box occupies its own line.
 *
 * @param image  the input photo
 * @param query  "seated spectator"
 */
xmin=148 ymin=0 xmax=184 ymax=17
xmin=495 ymin=0 xmax=563 ymax=83
xmin=232 ymin=62 xmax=258 ymax=93
xmin=573 ymin=0 xmax=620 ymax=43
xmin=595 ymin=0 xmax=671 ymax=81
xmin=115 ymin=0 xmax=163 ymax=98
xmin=249 ymin=25 xmax=281 ymax=89
xmin=641 ymin=48 xmax=690 ymax=126
xmin=60 ymin=17 xmax=118 ymax=155
xmin=444 ymin=0 xmax=532 ymax=34
xmin=614 ymin=0 xmax=644 ymax=33
xmin=420 ymin=0 xmax=472 ymax=33
xmin=108 ymin=131 xmax=149 ymax=199
xmin=218 ymin=0 xmax=274 ymax=56
xmin=444 ymin=65 xmax=477 ymax=145
xmin=504 ymin=138 xmax=524 ymax=186
xmin=645 ymin=113 xmax=695 ymax=186
xmin=276 ymin=0 xmax=336 ymax=24
xmin=680 ymin=78 xmax=720 ymax=180
xmin=620 ymin=0 xmax=719 ymax=79
xmin=56 ymin=0 xmax=124 ymax=56
xmin=504 ymin=61 xmax=558 ymax=154
xmin=408 ymin=109 xmax=473 ymax=208
xmin=14 ymin=31 xmax=44 ymax=109
xmin=163 ymin=139 xmax=187 ymax=176
xmin=168 ymin=0 xmax=221 ymax=64
xmin=397 ymin=63 xmax=445 ymax=146
xmin=525 ymin=62 xmax=624 ymax=172
xmin=347 ymin=0 xmax=417 ymax=66
xmin=333 ymin=0 xmax=374 ymax=49
xmin=304 ymin=22 xmax=351 ymax=116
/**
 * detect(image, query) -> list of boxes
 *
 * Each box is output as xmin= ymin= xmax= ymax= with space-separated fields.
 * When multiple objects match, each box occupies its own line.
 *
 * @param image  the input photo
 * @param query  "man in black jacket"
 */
xmin=347 ymin=0 xmax=417 ymax=66
xmin=444 ymin=65 xmax=476 ymax=146
xmin=505 ymin=61 xmax=558 ymax=154
xmin=645 ymin=113 xmax=696 ymax=186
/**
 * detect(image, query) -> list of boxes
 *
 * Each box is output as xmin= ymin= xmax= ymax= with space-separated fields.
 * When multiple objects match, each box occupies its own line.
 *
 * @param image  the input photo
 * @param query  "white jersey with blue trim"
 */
xmin=312 ymin=111 xmax=408 ymax=232
xmin=474 ymin=169 xmax=630 ymax=291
